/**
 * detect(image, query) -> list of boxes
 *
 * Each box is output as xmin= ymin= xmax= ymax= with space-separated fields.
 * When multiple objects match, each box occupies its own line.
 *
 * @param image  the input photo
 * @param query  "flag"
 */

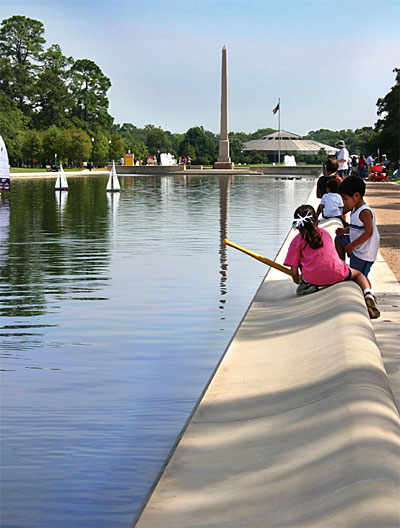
xmin=272 ymin=102 xmax=280 ymax=115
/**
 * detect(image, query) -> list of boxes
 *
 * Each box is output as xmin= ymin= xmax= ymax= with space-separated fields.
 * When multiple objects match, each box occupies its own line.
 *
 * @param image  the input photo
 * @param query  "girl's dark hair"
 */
xmin=325 ymin=157 xmax=339 ymax=173
xmin=293 ymin=205 xmax=323 ymax=249
xmin=326 ymin=178 xmax=339 ymax=193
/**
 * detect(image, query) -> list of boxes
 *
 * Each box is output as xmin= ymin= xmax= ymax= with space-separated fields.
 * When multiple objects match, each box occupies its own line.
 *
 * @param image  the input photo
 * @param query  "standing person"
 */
xmin=335 ymin=176 xmax=380 ymax=290
xmin=283 ymin=204 xmax=380 ymax=318
xmin=381 ymin=154 xmax=389 ymax=173
xmin=336 ymin=140 xmax=350 ymax=179
xmin=366 ymin=153 xmax=375 ymax=180
xmin=350 ymin=155 xmax=358 ymax=176
xmin=357 ymin=155 xmax=366 ymax=178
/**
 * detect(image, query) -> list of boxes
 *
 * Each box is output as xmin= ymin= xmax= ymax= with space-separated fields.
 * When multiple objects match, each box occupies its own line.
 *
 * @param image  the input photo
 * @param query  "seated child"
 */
xmin=317 ymin=157 xmax=343 ymax=198
xmin=284 ymin=204 xmax=380 ymax=318
xmin=316 ymin=179 xmax=345 ymax=223
xmin=335 ymin=176 xmax=380 ymax=281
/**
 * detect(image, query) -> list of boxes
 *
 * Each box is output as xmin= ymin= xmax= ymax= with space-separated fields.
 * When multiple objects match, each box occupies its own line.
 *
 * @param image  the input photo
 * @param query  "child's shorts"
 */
xmin=336 ymin=234 xmax=374 ymax=277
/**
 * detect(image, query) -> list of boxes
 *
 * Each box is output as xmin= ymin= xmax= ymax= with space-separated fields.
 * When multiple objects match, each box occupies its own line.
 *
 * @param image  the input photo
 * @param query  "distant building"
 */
xmin=243 ymin=130 xmax=339 ymax=159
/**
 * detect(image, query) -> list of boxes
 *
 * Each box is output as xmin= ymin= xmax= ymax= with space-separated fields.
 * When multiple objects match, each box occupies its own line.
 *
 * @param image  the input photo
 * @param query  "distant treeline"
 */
xmin=1 ymin=15 xmax=398 ymax=166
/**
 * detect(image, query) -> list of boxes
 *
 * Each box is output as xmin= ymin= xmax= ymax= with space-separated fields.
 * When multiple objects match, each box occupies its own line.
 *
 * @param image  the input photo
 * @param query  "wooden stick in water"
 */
xmin=223 ymin=238 xmax=292 ymax=276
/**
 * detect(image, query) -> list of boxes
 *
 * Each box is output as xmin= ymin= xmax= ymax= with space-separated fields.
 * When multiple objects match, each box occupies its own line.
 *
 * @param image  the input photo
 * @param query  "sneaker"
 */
xmin=296 ymin=280 xmax=319 ymax=296
xmin=364 ymin=293 xmax=380 ymax=319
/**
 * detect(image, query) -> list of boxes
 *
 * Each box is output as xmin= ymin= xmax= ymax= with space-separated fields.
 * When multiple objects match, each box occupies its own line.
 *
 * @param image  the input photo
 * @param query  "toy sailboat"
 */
xmin=55 ymin=164 xmax=68 ymax=191
xmin=0 ymin=135 xmax=11 ymax=192
xmin=106 ymin=161 xmax=121 ymax=192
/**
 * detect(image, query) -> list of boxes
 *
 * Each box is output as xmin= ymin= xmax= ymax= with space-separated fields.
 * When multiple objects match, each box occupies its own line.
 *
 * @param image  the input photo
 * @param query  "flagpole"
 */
xmin=278 ymin=97 xmax=281 ymax=165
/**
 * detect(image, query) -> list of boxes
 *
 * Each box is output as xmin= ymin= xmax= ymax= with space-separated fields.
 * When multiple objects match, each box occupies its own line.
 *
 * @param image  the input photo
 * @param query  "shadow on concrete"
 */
xmin=135 ymin=279 xmax=400 ymax=527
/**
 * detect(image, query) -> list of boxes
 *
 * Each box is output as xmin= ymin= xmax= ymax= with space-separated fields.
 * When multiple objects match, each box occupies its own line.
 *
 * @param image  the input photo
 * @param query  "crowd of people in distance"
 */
xmin=332 ymin=140 xmax=396 ymax=181
xmin=283 ymin=139 xmax=383 ymax=320
xmin=178 ymin=156 xmax=191 ymax=166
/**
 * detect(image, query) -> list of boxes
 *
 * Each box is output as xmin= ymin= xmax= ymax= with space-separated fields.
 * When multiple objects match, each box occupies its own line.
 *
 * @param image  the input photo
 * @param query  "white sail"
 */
xmin=106 ymin=160 xmax=121 ymax=192
xmin=55 ymin=164 xmax=68 ymax=190
xmin=0 ymin=135 xmax=11 ymax=191
xmin=55 ymin=188 xmax=68 ymax=213
xmin=55 ymin=172 xmax=61 ymax=189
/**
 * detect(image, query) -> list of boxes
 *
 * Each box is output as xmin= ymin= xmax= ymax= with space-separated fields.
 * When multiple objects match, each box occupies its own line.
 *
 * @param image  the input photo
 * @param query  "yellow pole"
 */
xmin=223 ymin=238 xmax=292 ymax=276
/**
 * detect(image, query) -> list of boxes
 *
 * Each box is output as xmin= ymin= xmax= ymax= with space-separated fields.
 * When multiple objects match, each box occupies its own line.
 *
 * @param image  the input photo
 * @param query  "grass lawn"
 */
xmin=10 ymin=167 xmax=88 ymax=173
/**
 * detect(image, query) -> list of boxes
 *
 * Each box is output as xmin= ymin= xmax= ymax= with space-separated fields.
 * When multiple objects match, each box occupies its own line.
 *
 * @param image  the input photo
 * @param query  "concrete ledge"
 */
xmin=136 ymin=278 xmax=400 ymax=527
xmin=249 ymin=165 xmax=321 ymax=177
xmin=135 ymin=194 xmax=400 ymax=527
xmin=113 ymin=165 xmax=185 ymax=174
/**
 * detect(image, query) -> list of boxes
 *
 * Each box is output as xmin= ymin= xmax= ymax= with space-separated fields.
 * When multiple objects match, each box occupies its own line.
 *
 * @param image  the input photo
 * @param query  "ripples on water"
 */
xmin=0 ymin=174 xmax=314 ymax=527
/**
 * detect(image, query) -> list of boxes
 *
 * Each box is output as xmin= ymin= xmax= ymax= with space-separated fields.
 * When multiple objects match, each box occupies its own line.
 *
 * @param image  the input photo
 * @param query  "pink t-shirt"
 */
xmin=284 ymin=227 xmax=349 ymax=285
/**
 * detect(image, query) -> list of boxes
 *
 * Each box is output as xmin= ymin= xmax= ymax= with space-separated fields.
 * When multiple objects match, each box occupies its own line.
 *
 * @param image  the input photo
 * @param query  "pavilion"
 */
xmin=242 ymin=130 xmax=339 ymax=158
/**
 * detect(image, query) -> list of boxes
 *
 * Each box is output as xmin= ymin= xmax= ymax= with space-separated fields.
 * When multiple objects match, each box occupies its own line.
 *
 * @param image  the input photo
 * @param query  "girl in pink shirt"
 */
xmin=283 ymin=205 xmax=380 ymax=318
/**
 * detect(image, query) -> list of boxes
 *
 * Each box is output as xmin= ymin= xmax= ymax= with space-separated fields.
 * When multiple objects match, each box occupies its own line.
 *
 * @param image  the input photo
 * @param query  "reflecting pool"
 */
xmin=0 ymin=174 xmax=315 ymax=527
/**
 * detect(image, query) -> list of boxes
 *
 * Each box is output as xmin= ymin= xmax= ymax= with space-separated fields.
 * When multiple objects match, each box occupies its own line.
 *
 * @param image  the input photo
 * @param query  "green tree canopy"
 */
xmin=69 ymin=128 xmax=92 ymax=165
xmin=0 ymin=15 xmax=45 ymax=112
xmin=34 ymin=44 xmax=73 ymax=128
xmin=21 ymin=129 xmax=42 ymax=166
xmin=109 ymin=133 xmax=125 ymax=161
xmin=146 ymin=127 xmax=171 ymax=153
xmin=125 ymin=137 xmax=148 ymax=162
xmin=70 ymin=58 xmax=113 ymax=132
xmin=179 ymin=127 xmax=217 ymax=164
xmin=42 ymin=125 xmax=63 ymax=164
xmin=92 ymin=130 xmax=111 ymax=163
xmin=305 ymin=128 xmax=375 ymax=156
xmin=0 ymin=91 xmax=28 ymax=163
xmin=374 ymin=68 xmax=400 ymax=161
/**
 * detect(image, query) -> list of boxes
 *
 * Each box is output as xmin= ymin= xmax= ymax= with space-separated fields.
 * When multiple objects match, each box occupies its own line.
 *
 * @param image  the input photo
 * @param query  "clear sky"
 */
xmin=2 ymin=0 xmax=399 ymax=135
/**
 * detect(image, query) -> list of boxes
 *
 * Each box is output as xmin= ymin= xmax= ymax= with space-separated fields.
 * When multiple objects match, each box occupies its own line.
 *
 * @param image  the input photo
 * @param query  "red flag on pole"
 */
xmin=272 ymin=102 xmax=280 ymax=114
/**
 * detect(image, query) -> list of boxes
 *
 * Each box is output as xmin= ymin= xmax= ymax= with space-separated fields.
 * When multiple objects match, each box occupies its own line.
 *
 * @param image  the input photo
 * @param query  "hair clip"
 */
xmin=293 ymin=212 xmax=313 ymax=228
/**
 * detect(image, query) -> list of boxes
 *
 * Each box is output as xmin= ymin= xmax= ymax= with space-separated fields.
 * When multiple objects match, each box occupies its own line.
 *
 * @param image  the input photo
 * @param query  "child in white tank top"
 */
xmin=335 ymin=176 xmax=380 ymax=318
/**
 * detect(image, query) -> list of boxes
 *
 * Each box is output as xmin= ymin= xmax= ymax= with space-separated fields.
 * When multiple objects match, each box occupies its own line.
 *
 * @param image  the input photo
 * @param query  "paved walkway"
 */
xmin=134 ymin=188 xmax=400 ymax=527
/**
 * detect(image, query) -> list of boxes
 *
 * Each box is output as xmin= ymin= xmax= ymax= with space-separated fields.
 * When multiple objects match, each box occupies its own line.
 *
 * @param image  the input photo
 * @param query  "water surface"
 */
xmin=0 ymin=174 xmax=314 ymax=527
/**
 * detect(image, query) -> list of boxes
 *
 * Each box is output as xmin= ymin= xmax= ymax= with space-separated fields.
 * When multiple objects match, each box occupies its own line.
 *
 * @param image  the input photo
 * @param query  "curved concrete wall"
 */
xmin=135 ymin=191 xmax=400 ymax=527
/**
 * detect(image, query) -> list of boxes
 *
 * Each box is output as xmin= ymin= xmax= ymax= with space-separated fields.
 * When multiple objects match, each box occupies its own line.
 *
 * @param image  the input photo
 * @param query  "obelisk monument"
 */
xmin=214 ymin=46 xmax=234 ymax=169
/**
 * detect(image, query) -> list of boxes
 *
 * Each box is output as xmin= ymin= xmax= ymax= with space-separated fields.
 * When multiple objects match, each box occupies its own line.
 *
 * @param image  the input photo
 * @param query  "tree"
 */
xmin=248 ymin=128 xmax=275 ymax=140
xmin=109 ymin=133 xmax=125 ymax=161
xmin=115 ymin=122 xmax=147 ymax=143
xmin=229 ymin=133 xmax=246 ymax=163
xmin=374 ymin=68 xmax=400 ymax=161
xmin=42 ymin=125 xmax=63 ymax=165
xmin=179 ymin=127 xmax=217 ymax=164
xmin=0 ymin=91 xmax=28 ymax=164
xmin=0 ymin=16 xmax=45 ymax=112
xmin=60 ymin=128 xmax=73 ymax=165
xmin=92 ymin=130 xmax=110 ymax=164
xmin=146 ymin=127 xmax=171 ymax=153
xmin=34 ymin=44 xmax=73 ymax=129
xmin=70 ymin=59 xmax=113 ymax=132
xmin=69 ymin=128 xmax=92 ymax=166
xmin=21 ymin=130 xmax=42 ymax=166
xmin=305 ymin=128 xmax=375 ymax=156
xmin=125 ymin=138 xmax=148 ymax=163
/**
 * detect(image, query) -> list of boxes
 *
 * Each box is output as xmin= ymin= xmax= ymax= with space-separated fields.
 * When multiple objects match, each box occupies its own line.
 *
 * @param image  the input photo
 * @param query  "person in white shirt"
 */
xmin=336 ymin=140 xmax=349 ymax=178
xmin=366 ymin=153 xmax=375 ymax=180
xmin=316 ymin=178 xmax=345 ymax=224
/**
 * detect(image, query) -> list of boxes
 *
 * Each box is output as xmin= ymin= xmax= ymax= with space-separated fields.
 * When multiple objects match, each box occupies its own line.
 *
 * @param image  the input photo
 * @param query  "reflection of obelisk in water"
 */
xmin=218 ymin=175 xmax=230 ymax=313
xmin=214 ymin=46 xmax=234 ymax=170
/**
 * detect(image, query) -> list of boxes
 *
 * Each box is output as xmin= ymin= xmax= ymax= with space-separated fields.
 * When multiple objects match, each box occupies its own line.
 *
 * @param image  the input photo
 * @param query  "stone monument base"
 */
xmin=213 ymin=161 xmax=235 ymax=169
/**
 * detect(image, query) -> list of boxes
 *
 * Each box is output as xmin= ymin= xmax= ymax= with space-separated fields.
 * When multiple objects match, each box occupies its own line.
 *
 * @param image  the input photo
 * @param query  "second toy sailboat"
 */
xmin=106 ymin=161 xmax=121 ymax=192
xmin=55 ymin=164 xmax=68 ymax=191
